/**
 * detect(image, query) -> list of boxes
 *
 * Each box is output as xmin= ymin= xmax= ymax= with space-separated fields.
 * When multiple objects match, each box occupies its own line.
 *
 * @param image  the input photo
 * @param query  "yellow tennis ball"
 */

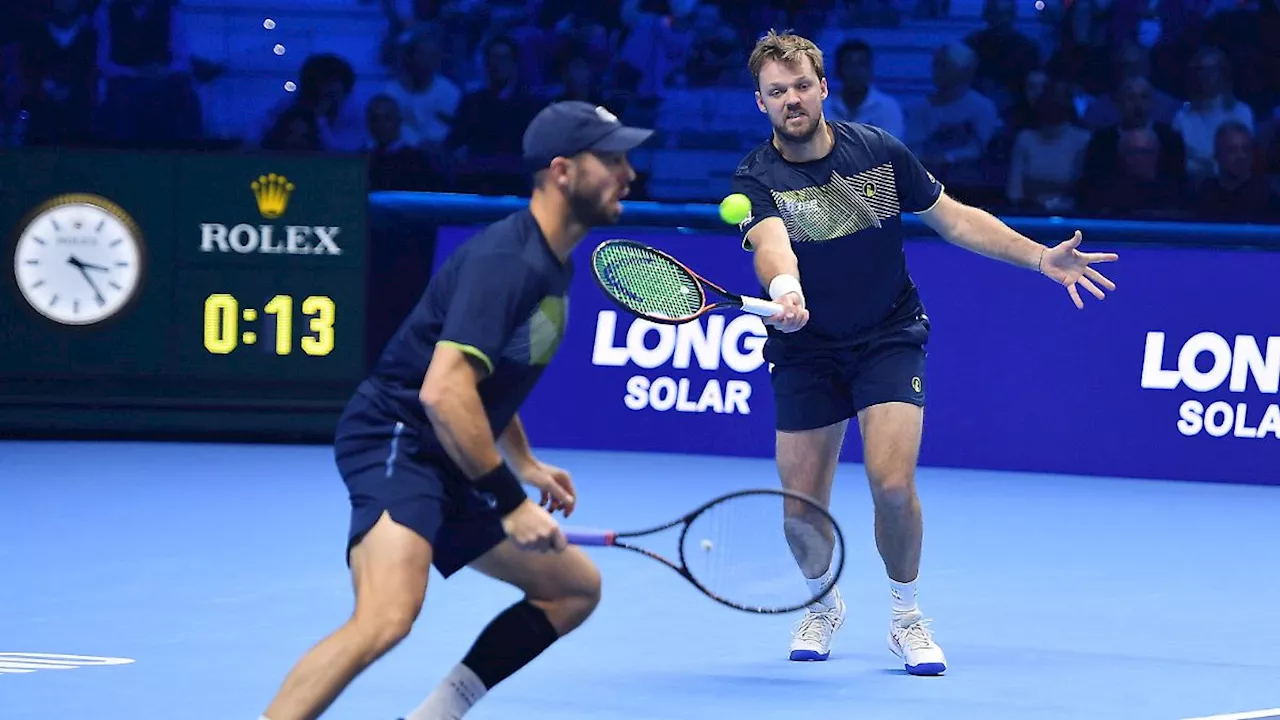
xmin=719 ymin=193 xmax=751 ymax=225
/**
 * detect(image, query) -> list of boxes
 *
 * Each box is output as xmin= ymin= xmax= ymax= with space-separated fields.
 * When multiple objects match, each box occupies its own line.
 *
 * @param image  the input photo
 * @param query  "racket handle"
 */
xmin=739 ymin=295 xmax=784 ymax=317
xmin=564 ymin=529 xmax=617 ymax=547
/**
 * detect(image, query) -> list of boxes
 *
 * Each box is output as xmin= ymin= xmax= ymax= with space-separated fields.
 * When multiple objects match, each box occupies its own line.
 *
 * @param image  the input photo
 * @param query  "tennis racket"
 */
xmin=565 ymin=488 xmax=845 ymax=614
xmin=590 ymin=239 xmax=784 ymax=325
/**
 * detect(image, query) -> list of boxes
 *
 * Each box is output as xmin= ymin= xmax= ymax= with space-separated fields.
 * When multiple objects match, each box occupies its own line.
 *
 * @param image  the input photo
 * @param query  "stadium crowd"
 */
xmin=2 ymin=0 xmax=1277 ymax=221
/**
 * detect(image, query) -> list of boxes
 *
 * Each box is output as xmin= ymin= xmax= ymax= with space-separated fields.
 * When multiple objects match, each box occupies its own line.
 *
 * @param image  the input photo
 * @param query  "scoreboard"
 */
xmin=0 ymin=148 xmax=369 ymax=441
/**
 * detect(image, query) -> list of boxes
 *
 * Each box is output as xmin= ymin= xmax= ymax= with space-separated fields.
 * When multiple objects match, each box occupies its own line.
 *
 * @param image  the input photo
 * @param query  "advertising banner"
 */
xmin=434 ymin=224 xmax=1278 ymax=486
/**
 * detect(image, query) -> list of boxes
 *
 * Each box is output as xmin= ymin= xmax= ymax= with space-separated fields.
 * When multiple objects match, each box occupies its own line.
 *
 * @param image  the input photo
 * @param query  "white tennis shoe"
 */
xmin=788 ymin=586 xmax=845 ymax=661
xmin=888 ymin=609 xmax=947 ymax=675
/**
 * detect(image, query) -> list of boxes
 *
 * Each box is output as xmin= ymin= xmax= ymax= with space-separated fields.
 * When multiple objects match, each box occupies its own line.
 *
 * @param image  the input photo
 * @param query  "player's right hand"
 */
xmin=764 ymin=293 xmax=808 ymax=333
xmin=501 ymin=500 xmax=568 ymax=553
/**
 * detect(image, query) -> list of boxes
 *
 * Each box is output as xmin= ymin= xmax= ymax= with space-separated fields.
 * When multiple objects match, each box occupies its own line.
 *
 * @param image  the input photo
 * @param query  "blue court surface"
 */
xmin=3 ymin=440 xmax=1279 ymax=720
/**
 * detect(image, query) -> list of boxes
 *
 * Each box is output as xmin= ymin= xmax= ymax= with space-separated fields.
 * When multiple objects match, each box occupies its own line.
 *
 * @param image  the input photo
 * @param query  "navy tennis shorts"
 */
xmin=767 ymin=312 xmax=931 ymax=432
xmin=333 ymin=393 xmax=507 ymax=578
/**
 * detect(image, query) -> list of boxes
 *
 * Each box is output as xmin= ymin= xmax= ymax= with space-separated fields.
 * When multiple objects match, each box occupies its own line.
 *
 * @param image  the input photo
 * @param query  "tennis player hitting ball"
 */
xmin=256 ymin=101 xmax=654 ymax=720
xmin=728 ymin=30 xmax=1118 ymax=674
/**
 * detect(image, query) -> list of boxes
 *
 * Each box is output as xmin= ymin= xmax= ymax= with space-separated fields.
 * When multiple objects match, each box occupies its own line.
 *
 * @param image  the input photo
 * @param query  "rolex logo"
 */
xmin=251 ymin=173 xmax=295 ymax=219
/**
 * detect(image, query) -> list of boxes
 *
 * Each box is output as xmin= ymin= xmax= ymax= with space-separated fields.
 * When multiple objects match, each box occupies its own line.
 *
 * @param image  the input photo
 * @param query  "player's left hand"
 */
xmin=1039 ymin=231 xmax=1119 ymax=309
xmin=517 ymin=460 xmax=577 ymax=518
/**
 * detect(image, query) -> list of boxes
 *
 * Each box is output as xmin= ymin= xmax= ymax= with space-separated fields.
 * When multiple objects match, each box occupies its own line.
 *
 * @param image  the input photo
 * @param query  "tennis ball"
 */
xmin=719 ymin=193 xmax=751 ymax=225
xmin=701 ymin=539 xmax=713 ymax=552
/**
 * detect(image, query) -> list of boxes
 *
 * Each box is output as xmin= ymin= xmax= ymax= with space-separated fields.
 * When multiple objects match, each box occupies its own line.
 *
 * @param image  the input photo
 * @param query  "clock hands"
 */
xmin=69 ymin=257 xmax=110 ymax=272
xmin=67 ymin=254 xmax=107 ymax=306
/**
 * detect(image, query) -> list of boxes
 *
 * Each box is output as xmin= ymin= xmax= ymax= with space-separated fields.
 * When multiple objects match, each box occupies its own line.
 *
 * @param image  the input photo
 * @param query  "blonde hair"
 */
xmin=748 ymin=29 xmax=825 ymax=89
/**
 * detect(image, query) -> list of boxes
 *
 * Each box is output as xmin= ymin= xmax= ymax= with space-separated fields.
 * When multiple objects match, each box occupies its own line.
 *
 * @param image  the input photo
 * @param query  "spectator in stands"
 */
xmin=555 ymin=57 xmax=604 ymax=105
xmin=984 ymin=68 xmax=1045 ymax=179
xmin=964 ymin=0 xmax=1041 ymax=113
xmin=1196 ymin=0 xmax=1280 ymax=121
xmin=679 ymin=4 xmax=741 ymax=87
xmin=1193 ymin=120 xmax=1277 ymax=222
xmin=823 ymin=39 xmax=905 ymax=139
xmin=363 ymin=93 xmax=442 ymax=191
xmin=445 ymin=35 xmax=541 ymax=195
xmin=257 ymin=53 xmax=365 ymax=153
xmin=1080 ymin=41 xmax=1179 ymax=131
xmin=904 ymin=42 xmax=1001 ymax=187
xmin=1005 ymin=80 xmax=1091 ymax=213
xmin=1079 ymin=76 xmax=1187 ymax=209
xmin=17 ymin=0 xmax=99 ymax=147
xmin=93 ymin=0 xmax=202 ymax=148
xmin=542 ymin=4 xmax=616 ymax=87
xmin=1172 ymin=46 xmax=1254 ymax=186
xmin=614 ymin=0 xmax=694 ymax=101
xmin=1000 ymin=68 xmax=1047 ymax=134
xmin=382 ymin=26 xmax=461 ymax=150
xmin=1082 ymin=126 xmax=1187 ymax=217
xmin=260 ymin=104 xmax=323 ymax=153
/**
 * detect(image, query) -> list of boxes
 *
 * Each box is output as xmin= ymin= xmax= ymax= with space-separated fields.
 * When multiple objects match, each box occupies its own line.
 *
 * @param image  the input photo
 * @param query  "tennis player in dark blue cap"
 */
xmin=257 ymin=101 xmax=653 ymax=720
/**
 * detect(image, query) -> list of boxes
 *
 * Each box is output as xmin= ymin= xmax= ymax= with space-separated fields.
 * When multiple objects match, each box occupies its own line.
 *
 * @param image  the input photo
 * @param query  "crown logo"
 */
xmin=250 ymin=173 xmax=295 ymax=219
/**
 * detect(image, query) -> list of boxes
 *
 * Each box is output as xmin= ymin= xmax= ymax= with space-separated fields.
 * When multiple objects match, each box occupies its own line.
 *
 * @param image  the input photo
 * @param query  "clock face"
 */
xmin=12 ymin=197 xmax=144 ymax=326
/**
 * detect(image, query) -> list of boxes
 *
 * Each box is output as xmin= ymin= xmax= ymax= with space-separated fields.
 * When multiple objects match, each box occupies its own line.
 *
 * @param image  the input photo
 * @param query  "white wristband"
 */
xmin=768 ymin=274 xmax=804 ymax=306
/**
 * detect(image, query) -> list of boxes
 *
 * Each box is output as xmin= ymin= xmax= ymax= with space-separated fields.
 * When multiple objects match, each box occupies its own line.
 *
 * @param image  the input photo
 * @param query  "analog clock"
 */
xmin=12 ymin=194 xmax=145 ymax=326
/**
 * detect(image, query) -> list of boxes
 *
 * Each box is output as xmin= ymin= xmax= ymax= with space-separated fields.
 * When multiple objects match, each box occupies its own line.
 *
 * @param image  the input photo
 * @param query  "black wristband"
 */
xmin=474 ymin=463 xmax=527 ymax=516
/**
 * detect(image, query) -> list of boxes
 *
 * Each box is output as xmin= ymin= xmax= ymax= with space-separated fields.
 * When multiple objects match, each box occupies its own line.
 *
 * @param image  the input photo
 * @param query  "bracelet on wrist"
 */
xmin=474 ymin=463 xmax=527 ymax=516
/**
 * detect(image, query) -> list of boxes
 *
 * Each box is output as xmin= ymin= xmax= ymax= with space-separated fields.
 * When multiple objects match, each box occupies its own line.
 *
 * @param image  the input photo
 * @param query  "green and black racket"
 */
xmin=590 ymin=239 xmax=783 ymax=325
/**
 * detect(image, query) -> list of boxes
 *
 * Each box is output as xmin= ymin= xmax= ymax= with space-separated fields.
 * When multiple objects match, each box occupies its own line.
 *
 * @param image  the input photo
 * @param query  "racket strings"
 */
xmin=682 ymin=493 xmax=843 ymax=613
xmin=593 ymin=243 xmax=703 ymax=320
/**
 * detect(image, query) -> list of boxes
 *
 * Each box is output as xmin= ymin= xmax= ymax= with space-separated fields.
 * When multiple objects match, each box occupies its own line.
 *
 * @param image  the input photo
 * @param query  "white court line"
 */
xmin=1181 ymin=710 xmax=1280 ymax=720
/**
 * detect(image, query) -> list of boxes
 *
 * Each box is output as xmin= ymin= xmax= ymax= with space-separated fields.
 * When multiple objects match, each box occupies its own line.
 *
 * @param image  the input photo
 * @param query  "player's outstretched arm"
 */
xmin=916 ymin=192 xmax=1044 ymax=270
xmin=916 ymin=192 xmax=1119 ymax=309
xmin=745 ymin=217 xmax=808 ymax=333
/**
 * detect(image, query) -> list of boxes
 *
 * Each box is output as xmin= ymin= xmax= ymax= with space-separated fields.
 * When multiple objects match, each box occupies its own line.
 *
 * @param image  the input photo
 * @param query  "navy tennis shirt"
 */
xmin=355 ymin=209 xmax=572 ymax=456
xmin=731 ymin=120 xmax=944 ymax=352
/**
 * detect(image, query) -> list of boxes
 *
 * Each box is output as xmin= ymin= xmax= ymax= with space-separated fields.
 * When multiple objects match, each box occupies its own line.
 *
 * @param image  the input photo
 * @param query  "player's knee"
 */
xmin=566 ymin=557 xmax=603 ymax=622
xmin=543 ymin=555 xmax=602 ymax=633
xmin=352 ymin=598 xmax=421 ymax=657
xmin=869 ymin=472 xmax=916 ymax=506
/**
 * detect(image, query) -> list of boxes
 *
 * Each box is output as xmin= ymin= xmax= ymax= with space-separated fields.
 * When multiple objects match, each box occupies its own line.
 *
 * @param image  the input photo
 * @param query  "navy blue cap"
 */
xmin=522 ymin=101 xmax=654 ymax=170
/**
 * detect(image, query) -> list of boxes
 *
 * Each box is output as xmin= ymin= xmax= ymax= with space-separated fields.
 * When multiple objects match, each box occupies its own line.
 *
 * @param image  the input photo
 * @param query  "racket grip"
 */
xmin=564 ymin=529 xmax=617 ymax=547
xmin=739 ymin=295 xmax=784 ymax=317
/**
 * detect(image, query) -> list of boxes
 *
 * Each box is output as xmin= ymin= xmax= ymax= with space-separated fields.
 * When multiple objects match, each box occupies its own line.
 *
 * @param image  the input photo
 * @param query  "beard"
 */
xmin=773 ymin=110 xmax=823 ymax=144
xmin=568 ymin=184 xmax=619 ymax=228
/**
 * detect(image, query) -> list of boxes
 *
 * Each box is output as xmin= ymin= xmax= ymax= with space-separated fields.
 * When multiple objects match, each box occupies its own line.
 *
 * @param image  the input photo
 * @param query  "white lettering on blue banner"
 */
xmin=591 ymin=310 xmax=767 ymax=414
xmin=1141 ymin=331 xmax=1280 ymax=439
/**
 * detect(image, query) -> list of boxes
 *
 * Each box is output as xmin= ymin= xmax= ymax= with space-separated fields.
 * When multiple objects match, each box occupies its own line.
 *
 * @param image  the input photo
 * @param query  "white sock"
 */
xmin=806 ymin=567 xmax=839 ymax=609
xmin=890 ymin=577 xmax=918 ymax=615
xmin=406 ymin=663 xmax=487 ymax=720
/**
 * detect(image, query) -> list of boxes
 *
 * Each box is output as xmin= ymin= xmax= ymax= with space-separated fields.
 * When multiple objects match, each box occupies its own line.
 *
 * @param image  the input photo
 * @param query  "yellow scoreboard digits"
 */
xmin=264 ymin=295 xmax=293 ymax=356
xmin=204 ymin=294 xmax=238 ymax=355
xmin=301 ymin=295 xmax=335 ymax=357
xmin=202 ymin=293 xmax=336 ymax=357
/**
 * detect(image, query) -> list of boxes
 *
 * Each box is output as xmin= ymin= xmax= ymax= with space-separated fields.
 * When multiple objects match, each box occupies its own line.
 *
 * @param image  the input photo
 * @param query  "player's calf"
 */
xmin=405 ymin=546 xmax=602 ymax=719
